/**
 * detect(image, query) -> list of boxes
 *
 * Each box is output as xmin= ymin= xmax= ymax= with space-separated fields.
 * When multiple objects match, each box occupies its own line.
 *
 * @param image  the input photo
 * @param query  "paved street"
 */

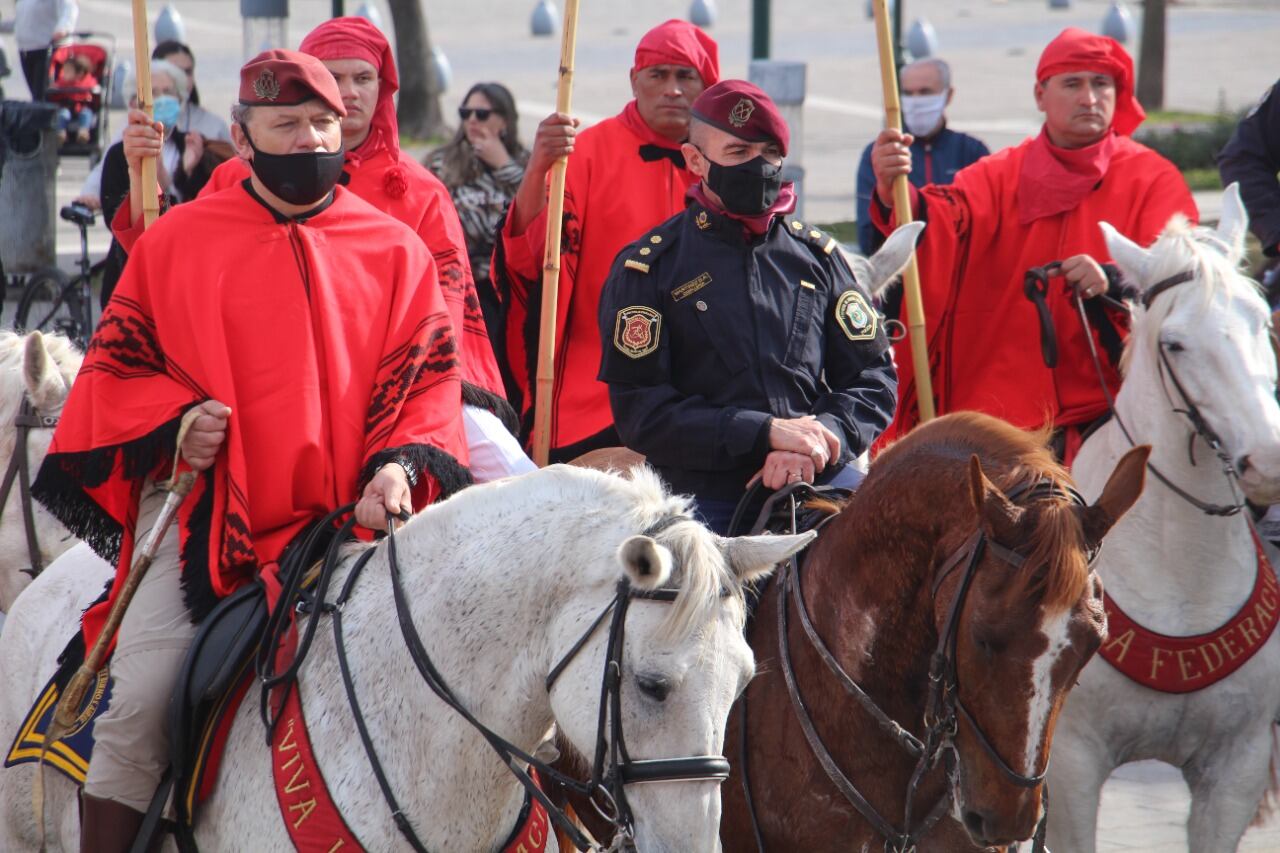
xmin=5 ymin=2 xmax=1280 ymax=848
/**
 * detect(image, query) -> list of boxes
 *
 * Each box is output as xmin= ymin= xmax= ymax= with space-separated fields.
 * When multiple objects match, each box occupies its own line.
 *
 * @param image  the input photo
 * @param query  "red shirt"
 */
xmin=875 ymin=132 xmax=1197 ymax=436
xmin=497 ymin=103 xmax=696 ymax=452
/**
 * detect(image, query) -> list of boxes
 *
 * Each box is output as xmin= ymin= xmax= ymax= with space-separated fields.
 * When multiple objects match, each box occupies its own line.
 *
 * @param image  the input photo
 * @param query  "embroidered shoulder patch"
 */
xmin=614 ymin=306 xmax=662 ymax=358
xmin=835 ymin=290 xmax=877 ymax=341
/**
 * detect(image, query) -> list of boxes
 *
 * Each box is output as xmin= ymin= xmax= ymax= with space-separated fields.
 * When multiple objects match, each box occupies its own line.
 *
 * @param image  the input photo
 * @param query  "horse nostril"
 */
xmin=962 ymin=808 xmax=990 ymax=843
xmin=1238 ymin=454 xmax=1253 ymax=475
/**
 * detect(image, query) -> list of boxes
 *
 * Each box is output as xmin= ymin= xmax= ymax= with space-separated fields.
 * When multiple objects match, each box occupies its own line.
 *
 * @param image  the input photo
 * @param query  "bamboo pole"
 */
xmin=132 ymin=0 xmax=160 ymax=227
xmin=531 ymin=0 xmax=582 ymax=467
xmin=871 ymin=0 xmax=935 ymax=423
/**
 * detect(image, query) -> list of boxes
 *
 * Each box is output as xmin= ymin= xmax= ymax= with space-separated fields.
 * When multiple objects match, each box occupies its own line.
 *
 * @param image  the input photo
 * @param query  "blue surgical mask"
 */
xmin=153 ymin=95 xmax=181 ymax=130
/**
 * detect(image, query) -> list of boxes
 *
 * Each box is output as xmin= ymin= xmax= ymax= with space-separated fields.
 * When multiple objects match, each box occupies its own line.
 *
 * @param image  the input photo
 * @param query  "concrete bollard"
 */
xmin=1102 ymin=1 xmax=1134 ymax=43
xmin=906 ymin=18 xmax=937 ymax=59
xmin=689 ymin=0 xmax=716 ymax=28
xmin=531 ymin=0 xmax=558 ymax=37
xmin=354 ymin=0 xmax=384 ymax=31
xmin=432 ymin=46 xmax=452 ymax=93
xmin=155 ymin=5 xmax=186 ymax=44
xmin=749 ymin=59 xmax=805 ymax=218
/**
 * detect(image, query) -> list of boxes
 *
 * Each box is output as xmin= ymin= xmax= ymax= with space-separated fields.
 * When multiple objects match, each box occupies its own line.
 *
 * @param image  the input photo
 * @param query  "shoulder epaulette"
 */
xmin=622 ymin=222 xmax=678 ymax=274
xmin=784 ymin=217 xmax=841 ymax=257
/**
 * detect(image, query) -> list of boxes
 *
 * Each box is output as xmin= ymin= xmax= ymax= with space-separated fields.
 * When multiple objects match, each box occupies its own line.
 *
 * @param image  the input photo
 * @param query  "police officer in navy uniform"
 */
xmin=598 ymin=80 xmax=915 ymax=534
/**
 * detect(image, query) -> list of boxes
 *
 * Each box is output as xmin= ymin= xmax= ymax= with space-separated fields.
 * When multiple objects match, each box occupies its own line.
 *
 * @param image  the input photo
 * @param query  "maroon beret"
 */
xmin=691 ymin=80 xmax=789 ymax=157
xmin=239 ymin=49 xmax=346 ymax=116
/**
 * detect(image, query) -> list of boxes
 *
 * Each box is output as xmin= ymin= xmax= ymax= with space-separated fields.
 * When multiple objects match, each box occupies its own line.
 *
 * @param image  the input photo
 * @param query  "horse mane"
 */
xmin=0 ymin=331 xmax=82 ymax=458
xmin=868 ymin=412 xmax=1091 ymax=613
xmin=1121 ymin=215 xmax=1266 ymax=375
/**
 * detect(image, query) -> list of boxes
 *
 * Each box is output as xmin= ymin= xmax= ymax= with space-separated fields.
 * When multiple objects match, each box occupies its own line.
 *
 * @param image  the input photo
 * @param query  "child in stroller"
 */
xmin=49 ymin=53 xmax=96 ymax=143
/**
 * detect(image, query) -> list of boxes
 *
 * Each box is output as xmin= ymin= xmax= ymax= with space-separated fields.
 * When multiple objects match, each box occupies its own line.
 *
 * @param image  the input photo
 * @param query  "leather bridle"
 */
xmin=1 ymin=399 xmax=59 ymax=579
xmin=1052 ymin=261 xmax=1247 ymax=518
xmin=261 ymin=507 xmax=733 ymax=853
xmin=742 ymin=480 xmax=1081 ymax=852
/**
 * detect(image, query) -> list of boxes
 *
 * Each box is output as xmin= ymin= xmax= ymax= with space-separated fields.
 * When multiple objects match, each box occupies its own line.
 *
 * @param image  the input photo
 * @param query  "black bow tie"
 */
xmin=638 ymin=144 xmax=686 ymax=169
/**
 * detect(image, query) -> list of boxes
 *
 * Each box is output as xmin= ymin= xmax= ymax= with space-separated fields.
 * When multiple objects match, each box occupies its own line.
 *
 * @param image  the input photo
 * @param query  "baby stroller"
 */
xmin=46 ymin=32 xmax=115 ymax=166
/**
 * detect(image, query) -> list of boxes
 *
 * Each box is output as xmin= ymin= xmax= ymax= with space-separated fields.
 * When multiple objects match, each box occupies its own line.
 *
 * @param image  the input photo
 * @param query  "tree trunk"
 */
xmin=1137 ymin=0 xmax=1166 ymax=111
xmin=386 ymin=0 xmax=445 ymax=140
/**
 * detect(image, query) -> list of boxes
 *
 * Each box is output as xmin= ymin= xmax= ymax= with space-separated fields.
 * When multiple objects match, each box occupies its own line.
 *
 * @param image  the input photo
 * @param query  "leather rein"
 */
xmin=1027 ymin=262 xmax=1245 ymax=518
xmin=0 ymin=399 xmax=59 ymax=579
xmin=258 ymin=507 xmax=731 ymax=853
xmin=739 ymin=481 xmax=1076 ymax=853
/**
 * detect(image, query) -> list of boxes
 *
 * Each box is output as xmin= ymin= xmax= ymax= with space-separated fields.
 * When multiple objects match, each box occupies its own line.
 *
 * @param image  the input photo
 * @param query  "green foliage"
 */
xmin=816 ymin=220 xmax=860 ymax=245
xmin=1181 ymin=168 xmax=1222 ymax=192
xmin=1134 ymin=108 xmax=1242 ymax=172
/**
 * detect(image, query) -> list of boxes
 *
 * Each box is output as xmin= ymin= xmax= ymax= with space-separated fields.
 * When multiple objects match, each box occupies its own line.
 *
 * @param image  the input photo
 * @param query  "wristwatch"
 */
xmin=384 ymin=455 xmax=419 ymax=487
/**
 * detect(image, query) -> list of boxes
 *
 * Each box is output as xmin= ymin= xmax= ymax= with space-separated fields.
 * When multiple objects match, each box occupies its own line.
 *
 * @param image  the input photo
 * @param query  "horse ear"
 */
xmin=863 ymin=221 xmax=925 ymax=299
xmin=968 ymin=454 xmax=1021 ymax=536
xmin=618 ymin=535 xmax=673 ymax=591
xmin=721 ymin=531 xmax=817 ymax=584
xmin=1099 ymin=222 xmax=1153 ymax=288
xmin=23 ymin=331 xmax=68 ymax=412
xmin=1080 ymin=445 xmax=1151 ymax=548
xmin=1216 ymin=183 xmax=1249 ymax=265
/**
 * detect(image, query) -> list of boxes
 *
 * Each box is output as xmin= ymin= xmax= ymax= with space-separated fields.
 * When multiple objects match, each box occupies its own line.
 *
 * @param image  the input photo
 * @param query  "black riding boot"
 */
xmin=80 ymin=793 xmax=145 ymax=853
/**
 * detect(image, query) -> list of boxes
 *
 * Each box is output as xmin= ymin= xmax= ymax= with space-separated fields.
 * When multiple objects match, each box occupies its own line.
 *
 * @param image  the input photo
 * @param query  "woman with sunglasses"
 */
xmin=426 ymin=83 xmax=528 ymax=349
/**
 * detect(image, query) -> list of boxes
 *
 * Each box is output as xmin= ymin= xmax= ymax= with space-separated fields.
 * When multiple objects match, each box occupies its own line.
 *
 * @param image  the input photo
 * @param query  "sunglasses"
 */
xmin=458 ymin=107 xmax=493 ymax=121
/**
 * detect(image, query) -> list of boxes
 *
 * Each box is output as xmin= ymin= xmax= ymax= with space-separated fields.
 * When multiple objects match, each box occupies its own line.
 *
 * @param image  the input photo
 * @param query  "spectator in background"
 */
xmin=426 ymin=83 xmax=529 ymax=357
xmin=151 ymin=39 xmax=231 ymax=144
xmin=15 ymin=0 xmax=77 ymax=100
xmin=99 ymin=59 xmax=214 ymax=305
xmin=856 ymin=57 xmax=988 ymax=256
xmin=75 ymin=40 xmax=229 ymax=210
xmin=49 ymin=53 xmax=96 ymax=142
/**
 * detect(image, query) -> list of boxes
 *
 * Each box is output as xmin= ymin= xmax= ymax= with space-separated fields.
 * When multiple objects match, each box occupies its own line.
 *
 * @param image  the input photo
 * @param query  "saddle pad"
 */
xmin=4 ymin=642 xmax=109 ymax=784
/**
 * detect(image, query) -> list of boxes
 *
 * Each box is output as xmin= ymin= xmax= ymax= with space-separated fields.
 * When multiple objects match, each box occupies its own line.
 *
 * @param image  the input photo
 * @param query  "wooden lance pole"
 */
xmin=132 ymin=0 xmax=160 ymax=227
xmin=871 ymin=0 xmax=935 ymax=422
xmin=531 ymin=0 xmax=582 ymax=467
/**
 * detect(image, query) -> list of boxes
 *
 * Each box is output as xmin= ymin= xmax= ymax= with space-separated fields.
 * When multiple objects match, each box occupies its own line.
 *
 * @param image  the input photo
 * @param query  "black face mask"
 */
xmin=240 ymin=124 xmax=345 ymax=206
xmin=703 ymin=153 xmax=783 ymax=216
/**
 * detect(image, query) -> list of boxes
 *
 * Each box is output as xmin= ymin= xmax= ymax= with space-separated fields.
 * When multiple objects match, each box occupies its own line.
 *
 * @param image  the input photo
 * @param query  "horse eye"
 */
xmin=636 ymin=674 xmax=671 ymax=702
xmin=1163 ymin=340 xmax=1185 ymax=353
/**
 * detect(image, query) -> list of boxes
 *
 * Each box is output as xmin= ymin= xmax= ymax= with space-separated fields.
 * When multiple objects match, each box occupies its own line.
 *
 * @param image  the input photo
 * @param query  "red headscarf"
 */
xmin=632 ymin=19 xmax=720 ymax=88
xmin=1036 ymin=26 xmax=1144 ymax=136
xmin=300 ymin=17 xmax=401 ymax=170
xmin=1018 ymin=27 xmax=1145 ymax=223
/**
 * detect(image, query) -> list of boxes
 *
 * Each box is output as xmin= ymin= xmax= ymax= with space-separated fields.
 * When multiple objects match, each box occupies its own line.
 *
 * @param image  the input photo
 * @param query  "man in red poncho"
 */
xmin=114 ymin=16 xmax=529 ymax=480
xmin=34 ymin=51 xmax=469 ymax=849
xmin=870 ymin=27 xmax=1197 ymax=458
xmin=495 ymin=18 xmax=719 ymax=461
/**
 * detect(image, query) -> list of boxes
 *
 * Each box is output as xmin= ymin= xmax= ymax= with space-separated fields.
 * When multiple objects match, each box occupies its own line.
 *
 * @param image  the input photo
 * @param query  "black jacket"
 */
xmin=1219 ymin=80 xmax=1280 ymax=256
xmin=598 ymin=199 xmax=898 ymax=502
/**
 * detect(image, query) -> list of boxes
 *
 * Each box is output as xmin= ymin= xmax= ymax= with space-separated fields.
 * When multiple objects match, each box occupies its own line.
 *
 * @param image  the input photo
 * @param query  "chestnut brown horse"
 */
xmin=718 ymin=412 xmax=1149 ymax=852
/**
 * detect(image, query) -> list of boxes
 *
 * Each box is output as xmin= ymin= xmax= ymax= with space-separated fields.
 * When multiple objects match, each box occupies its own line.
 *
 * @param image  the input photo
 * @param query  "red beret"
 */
xmin=239 ymin=49 xmax=346 ymax=117
xmin=1036 ymin=27 xmax=1144 ymax=136
xmin=691 ymin=80 xmax=789 ymax=157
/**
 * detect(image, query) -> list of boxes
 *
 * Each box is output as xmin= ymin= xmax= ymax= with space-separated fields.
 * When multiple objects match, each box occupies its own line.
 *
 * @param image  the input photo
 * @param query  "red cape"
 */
xmin=38 ymin=184 xmax=469 ymax=651
xmin=186 ymin=147 xmax=504 ymax=397
xmin=874 ymin=133 xmax=1197 ymax=437
xmin=495 ymin=104 xmax=697 ymax=451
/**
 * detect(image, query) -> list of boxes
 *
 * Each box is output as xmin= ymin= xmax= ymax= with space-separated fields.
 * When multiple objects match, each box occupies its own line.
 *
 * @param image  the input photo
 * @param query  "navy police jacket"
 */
xmin=1219 ymin=79 xmax=1280 ymax=256
xmin=597 ymin=198 xmax=898 ymax=502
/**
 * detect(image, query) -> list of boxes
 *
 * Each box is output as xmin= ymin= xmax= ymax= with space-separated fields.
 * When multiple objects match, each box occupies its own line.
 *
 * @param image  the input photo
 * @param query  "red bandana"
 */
xmin=617 ymin=100 xmax=685 ymax=153
xmin=687 ymin=181 xmax=797 ymax=237
xmin=300 ymin=17 xmax=403 ymax=178
xmin=1016 ymin=130 xmax=1119 ymax=225
xmin=1099 ymin=528 xmax=1280 ymax=693
xmin=632 ymin=18 xmax=719 ymax=89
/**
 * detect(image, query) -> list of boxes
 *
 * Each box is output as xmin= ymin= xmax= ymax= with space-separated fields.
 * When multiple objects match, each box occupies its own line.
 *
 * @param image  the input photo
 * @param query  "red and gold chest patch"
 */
xmin=1099 ymin=528 xmax=1280 ymax=693
xmin=614 ymin=306 xmax=662 ymax=359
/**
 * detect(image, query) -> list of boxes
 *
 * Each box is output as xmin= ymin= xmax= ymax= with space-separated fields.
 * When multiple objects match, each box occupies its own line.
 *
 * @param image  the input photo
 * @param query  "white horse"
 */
xmin=1050 ymin=185 xmax=1280 ymax=851
xmin=0 ymin=464 xmax=812 ymax=852
xmin=0 ymin=331 xmax=84 ymax=618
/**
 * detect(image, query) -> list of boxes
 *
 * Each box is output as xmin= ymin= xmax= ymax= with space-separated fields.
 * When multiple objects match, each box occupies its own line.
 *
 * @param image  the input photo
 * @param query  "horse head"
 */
xmin=546 ymin=467 xmax=813 ymax=852
xmin=1101 ymin=183 xmax=1280 ymax=505
xmin=1 ymin=331 xmax=82 ymax=608
xmin=944 ymin=440 xmax=1148 ymax=847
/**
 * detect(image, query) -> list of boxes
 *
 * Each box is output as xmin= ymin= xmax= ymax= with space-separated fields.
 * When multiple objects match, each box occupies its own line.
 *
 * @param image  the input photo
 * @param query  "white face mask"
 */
xmin=901 ymin=92 xmax=948 ymax=137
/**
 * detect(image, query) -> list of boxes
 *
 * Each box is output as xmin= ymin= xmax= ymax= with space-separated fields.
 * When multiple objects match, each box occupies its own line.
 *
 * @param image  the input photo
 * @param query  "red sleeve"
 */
xmin=109 ymin=191 xmax=165 ymax=254
xmin=198 ymin=158 xmax=249 ymax=199
xmin=1132 ymin=158 xmax=1200 ymax=243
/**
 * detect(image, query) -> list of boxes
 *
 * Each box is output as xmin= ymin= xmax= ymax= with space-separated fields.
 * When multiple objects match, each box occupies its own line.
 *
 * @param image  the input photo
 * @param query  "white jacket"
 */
xmin=15 ymin=0 xmax=78 ymax=51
